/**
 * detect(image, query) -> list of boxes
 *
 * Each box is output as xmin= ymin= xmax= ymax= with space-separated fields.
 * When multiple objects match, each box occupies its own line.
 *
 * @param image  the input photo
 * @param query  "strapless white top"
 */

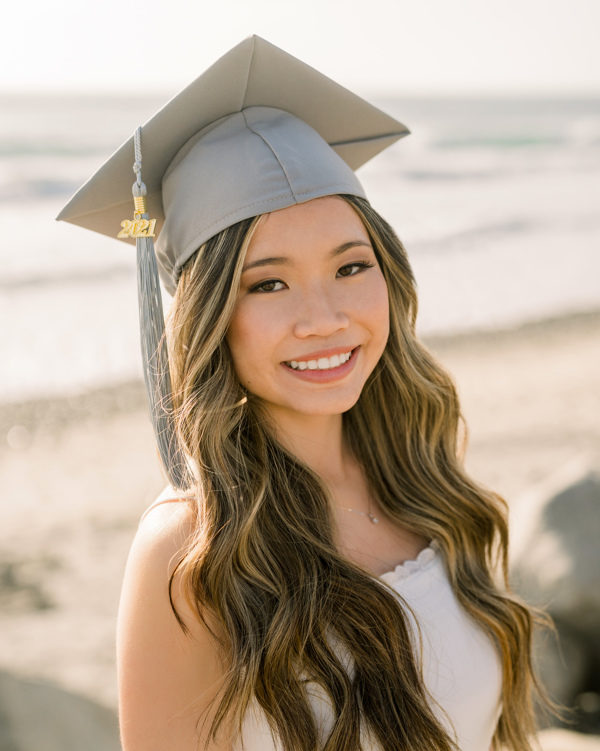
xmin=150 ymin=488 xmax=503 ymax=751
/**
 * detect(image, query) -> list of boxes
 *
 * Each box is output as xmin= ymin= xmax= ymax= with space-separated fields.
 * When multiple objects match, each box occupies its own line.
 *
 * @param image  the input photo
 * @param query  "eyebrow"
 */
xmin=242 ymin=240 xmax=373 ymax=273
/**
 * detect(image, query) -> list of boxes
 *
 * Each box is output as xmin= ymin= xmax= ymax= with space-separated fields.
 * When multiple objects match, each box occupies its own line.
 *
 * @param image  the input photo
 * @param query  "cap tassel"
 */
xmin=125 ymin=127 xmax=191 ymax=490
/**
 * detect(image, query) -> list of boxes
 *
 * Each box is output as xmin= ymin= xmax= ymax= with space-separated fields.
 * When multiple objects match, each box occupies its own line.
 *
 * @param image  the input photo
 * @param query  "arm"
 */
xmin=117 ymin=502 xmax=234 ymax=750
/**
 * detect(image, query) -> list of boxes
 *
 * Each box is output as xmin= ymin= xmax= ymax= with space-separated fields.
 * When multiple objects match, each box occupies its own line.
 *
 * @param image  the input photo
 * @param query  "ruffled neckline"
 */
xmin=378 ymin=540 xmax=439 ymax=585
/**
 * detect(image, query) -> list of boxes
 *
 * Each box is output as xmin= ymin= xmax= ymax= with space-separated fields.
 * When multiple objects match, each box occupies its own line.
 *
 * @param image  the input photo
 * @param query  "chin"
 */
xmin=283 ymin=392 xmax=362 ymax=418
xmin=248 ymin=376 xmax=368 ymax=421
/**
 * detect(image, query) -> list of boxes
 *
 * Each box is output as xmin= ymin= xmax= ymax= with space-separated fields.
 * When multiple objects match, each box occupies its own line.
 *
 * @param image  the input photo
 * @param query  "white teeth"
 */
xmin=286 ymin=350 xmax=354 ymax=371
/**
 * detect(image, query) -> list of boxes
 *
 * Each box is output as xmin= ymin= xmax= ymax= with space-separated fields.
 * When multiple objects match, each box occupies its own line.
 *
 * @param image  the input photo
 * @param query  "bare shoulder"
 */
xmin=136 ymin=497 xmax=196 ymax=560
xmin=118 ymin=498 xmax=234 ymax=750
xmin=127 ymin=500 xmax=197 ymax=606
xmin=139 ymin=489 xmax=196 ymax=529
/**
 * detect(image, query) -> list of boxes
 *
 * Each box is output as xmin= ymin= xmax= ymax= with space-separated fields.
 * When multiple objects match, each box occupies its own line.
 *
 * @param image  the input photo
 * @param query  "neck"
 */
xmin=262 ymin=407 xmax=352 ymax=485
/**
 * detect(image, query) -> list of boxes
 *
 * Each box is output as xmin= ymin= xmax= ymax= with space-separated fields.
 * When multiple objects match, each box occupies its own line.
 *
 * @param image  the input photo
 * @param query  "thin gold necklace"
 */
xmin=337 ymin=500 xmax=380 ymax=524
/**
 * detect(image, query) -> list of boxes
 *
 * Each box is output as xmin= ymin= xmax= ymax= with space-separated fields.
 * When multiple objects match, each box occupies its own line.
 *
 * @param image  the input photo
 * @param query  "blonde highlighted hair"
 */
xmin=166 ymin=195 xmax=548 ymax=750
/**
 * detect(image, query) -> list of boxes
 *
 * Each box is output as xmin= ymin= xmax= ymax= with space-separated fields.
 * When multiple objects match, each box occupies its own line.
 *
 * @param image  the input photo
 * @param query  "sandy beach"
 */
xmin=1 ymin=309 xmax=598 ymax=747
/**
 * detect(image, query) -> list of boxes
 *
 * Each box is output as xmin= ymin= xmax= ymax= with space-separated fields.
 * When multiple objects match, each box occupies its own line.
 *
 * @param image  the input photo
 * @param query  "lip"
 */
xmin=281 ymin=346 xmax=360 ymax=383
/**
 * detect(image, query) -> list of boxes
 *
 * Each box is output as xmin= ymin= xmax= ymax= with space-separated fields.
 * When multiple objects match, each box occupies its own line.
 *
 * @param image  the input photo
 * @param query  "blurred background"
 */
xmin=0 ymin=1 xmax=599 ymax=748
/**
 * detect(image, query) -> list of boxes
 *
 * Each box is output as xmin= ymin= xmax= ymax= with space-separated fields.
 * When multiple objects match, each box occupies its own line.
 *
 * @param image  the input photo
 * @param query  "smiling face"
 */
xmin=226 ymin=196 xmax=390 ymax=426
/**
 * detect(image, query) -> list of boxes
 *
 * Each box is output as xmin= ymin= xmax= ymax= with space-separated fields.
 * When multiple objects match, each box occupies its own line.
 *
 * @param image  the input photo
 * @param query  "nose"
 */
xmin=292 ymin=285 xmax=349 ymax=339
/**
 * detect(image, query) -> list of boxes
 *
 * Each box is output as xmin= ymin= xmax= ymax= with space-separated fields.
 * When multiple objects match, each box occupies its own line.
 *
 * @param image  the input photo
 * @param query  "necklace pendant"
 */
xmin=368 ymin=513 xmax=379 ymax=524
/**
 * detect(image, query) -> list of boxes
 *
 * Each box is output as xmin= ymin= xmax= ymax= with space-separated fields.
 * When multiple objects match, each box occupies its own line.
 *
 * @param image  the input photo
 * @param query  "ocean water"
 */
xmin=1 ymin=92 xmax=599 ymax=403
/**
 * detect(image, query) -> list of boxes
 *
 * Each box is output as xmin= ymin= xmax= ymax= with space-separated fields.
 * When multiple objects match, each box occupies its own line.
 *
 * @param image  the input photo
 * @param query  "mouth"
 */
xmin=282 ymin=347 xmax=359 ymax=372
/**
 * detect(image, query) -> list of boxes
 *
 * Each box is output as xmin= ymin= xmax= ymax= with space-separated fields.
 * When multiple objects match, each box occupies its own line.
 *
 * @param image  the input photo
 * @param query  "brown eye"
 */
xmin=337 ymin=261 xmax=374 ymax=278
xmin=250 ymin=279 xmax=286 ymax=293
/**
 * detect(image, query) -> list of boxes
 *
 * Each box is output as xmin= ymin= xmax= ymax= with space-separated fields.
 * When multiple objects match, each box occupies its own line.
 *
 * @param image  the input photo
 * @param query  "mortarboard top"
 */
xmin=57 ymin=34 xmax=409 ymax=293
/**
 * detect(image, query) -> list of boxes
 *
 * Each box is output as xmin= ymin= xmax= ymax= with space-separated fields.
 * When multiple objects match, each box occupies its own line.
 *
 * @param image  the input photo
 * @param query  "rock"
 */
xmin=532 ymin=620 xmax=589 ymax=709
xmin=0 ymin=671 xmax=119 ymax=751
xmin=511 ymin=464 xmax=600 ymax=635
xmin=510 ymin=459 xmax=600 ymax=728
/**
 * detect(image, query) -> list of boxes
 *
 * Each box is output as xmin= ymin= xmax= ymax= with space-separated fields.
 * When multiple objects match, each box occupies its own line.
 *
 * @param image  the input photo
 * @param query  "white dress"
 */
xmin=149 ymin=488 xmax=503 ymax=751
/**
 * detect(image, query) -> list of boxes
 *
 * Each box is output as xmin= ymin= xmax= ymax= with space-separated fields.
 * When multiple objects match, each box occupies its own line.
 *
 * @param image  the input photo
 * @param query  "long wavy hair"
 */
xmin=166 ymin=194 xmax=546 ymax=751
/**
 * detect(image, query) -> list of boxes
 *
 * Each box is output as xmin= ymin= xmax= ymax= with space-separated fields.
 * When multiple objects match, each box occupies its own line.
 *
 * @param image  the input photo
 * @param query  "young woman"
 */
xmin=117 ymin=192 xmax=544 ymax=751
xmin=58 ymin=36 xmax=546 ymax=751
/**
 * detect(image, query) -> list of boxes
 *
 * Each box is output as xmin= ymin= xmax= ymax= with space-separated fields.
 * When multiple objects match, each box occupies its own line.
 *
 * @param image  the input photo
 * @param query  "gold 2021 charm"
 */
xmin=117 ymin=217 xmax=157 ymax=239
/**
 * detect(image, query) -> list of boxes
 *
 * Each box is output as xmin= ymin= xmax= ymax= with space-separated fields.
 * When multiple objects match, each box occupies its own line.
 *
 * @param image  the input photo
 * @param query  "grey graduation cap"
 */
xmin=57 ymin=34 xmax=410 ymax=488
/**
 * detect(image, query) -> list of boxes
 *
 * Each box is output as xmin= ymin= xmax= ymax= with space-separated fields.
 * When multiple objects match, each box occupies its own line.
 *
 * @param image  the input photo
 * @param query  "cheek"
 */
xmin=226 ymin=299 xmax=283 ymax=380
xmin=355 ymin=274 xmax=390 ymax=342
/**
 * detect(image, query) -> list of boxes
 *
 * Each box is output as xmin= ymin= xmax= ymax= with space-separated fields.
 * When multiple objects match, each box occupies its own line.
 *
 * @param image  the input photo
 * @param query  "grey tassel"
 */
xmin=132 ymin=128 xmax=190 ymax=490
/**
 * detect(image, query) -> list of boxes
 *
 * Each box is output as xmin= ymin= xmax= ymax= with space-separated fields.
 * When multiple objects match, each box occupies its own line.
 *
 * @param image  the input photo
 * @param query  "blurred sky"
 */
xmin=2 ymin=0 xmax=600 ymax=96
